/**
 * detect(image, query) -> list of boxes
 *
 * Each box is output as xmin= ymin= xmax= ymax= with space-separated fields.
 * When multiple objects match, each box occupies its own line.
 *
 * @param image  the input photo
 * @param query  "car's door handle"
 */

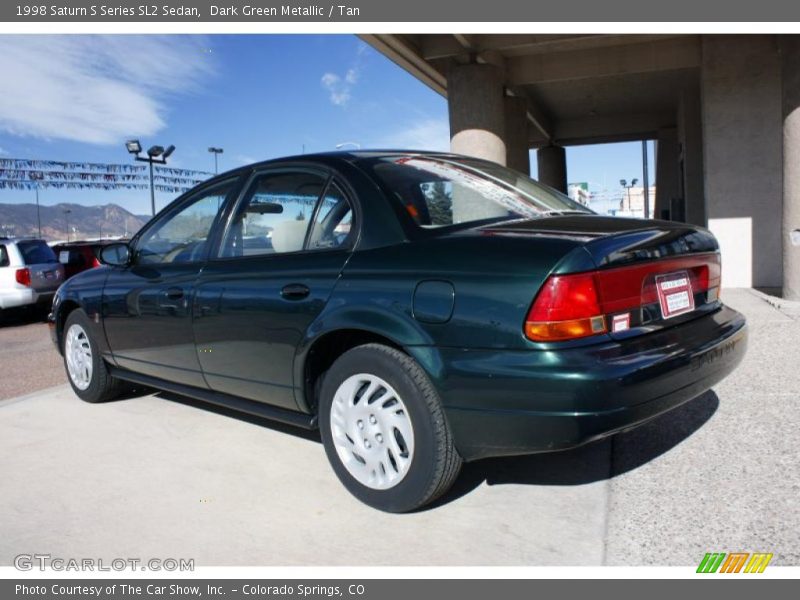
xmin=281 ymin=283 xmax=310 ymax=300
xmin=165 ymin=287 xmax=184 ymax=300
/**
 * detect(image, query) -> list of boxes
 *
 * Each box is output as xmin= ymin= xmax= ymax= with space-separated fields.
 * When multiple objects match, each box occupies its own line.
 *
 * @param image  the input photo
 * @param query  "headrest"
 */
xmin=271 ymin=219 xmax=308 ymax=253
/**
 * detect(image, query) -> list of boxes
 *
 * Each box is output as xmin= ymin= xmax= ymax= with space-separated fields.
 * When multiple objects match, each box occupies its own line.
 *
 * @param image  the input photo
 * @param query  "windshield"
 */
xmin=357 ymin=155 xmax=593 ymax=229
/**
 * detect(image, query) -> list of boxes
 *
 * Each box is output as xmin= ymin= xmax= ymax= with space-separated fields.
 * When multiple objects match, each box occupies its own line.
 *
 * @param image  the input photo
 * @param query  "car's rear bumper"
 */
xmin=0 ymin=289 xmax=54 ymax=310
xmin=426 ymin=305 xmax=747 ymax=461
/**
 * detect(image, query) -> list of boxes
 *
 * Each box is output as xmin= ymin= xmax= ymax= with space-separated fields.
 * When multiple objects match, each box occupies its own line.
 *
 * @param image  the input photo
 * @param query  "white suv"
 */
xmin=0 ymin=238 xmax=64 ymax=315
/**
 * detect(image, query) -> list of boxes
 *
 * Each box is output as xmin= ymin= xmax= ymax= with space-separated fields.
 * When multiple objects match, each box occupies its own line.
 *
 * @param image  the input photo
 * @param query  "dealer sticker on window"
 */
xmin=655 ymin=271 xmax=695 ymax=319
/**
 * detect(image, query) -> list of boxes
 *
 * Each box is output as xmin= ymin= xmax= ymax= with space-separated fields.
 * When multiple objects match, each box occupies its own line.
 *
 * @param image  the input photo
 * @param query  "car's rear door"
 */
xmin=102 ymin=177 xmax=241 ymax=388
xmin=192 ymin=167 xmax=356 ymax=410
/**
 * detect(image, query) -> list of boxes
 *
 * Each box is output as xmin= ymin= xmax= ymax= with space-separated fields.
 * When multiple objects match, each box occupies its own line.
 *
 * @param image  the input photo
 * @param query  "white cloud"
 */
xmin=321 ymin=72 xmax=353 ymax=107
xmin=0 ymin=35 xmax=217 ymax=145
xmin=372 ymin=118 xmax=451 ymax=152
xmin=235 ymin=154 xmax=258 ymax=166
xmin=0 ymin=146 xmax=7 ymax=156
xmin=320 ymin=42 xmax=368 ymax=107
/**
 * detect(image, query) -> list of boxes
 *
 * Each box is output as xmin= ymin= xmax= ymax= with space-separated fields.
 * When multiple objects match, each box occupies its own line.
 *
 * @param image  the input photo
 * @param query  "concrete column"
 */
xmin=701 ymin=35 xmax=782 ymax=289
xmin=678 ymin=83 xmax=705 ymax=227
xmin=448 ymin=63 xmax=506 ymax=165
xmin=782 ymin=37 xmax=800 ymax=300
xmin=447 ymin=63 xmax=509 ymax=222
xmin=654 ymin=128 xmax=680 ymax=221
xmin=504 ymin=96 xmax=530 ymax=175
xmin=537 ymin=145 xmax=567 ymax=193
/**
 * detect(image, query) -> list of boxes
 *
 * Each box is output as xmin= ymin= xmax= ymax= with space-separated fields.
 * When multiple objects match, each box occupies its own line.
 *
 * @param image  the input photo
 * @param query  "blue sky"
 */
xmin=0 ymin=35 xmax=654 ymax=216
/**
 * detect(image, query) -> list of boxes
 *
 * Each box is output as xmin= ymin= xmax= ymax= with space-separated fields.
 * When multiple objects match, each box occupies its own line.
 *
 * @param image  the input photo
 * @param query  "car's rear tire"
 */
xmin=63 ymin=309 xmax=122 ymax=403
xmin=319 ymin=343 xmax=462 ymax=513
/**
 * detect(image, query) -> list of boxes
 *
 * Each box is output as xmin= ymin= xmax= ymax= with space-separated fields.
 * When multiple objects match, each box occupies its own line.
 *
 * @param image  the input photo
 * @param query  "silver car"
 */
xmin=0 ymin=238 xmax=64 ymax=315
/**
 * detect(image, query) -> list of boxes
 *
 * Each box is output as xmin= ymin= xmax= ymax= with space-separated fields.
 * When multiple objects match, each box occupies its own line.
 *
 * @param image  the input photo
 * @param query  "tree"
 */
xmin=422 ymin=181 xmax=453 ymax=225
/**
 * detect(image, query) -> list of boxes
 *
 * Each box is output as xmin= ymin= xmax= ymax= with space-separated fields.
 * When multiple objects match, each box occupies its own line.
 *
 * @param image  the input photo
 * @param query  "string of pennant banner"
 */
xmin=0 ymin=158 xmax=214 ymax=195
xmin=0 ymin=180 xmax=191 ymax=194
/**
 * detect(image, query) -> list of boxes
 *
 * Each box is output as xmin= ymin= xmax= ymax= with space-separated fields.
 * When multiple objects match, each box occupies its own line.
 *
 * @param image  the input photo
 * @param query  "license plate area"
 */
xmin=655 ymin=271 xmax=694 ymax=319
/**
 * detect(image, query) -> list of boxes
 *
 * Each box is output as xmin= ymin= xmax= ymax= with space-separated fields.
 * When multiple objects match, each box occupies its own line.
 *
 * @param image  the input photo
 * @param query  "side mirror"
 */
xmin=99 ymin=243 xmax=131 ymax=266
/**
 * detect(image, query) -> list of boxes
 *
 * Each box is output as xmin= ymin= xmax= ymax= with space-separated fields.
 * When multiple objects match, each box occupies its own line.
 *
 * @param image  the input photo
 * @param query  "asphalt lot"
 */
xmin=0 ymin=289 xmax=798 ymax=566
xmin=0 ymin=308 xmax=63 ymax=399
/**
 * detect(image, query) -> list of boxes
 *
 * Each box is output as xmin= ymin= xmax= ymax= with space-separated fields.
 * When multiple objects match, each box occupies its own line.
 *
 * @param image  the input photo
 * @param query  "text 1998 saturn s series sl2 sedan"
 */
xmin=49 ymin=151 xmax=747 ymax=512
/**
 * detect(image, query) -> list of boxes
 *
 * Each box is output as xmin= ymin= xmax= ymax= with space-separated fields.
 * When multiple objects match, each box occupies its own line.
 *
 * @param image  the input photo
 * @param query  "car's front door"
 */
xmin=192 ymin=168 xmax=356 ymax=410
xmin=103 ymin=178 xmax=240 ymax=387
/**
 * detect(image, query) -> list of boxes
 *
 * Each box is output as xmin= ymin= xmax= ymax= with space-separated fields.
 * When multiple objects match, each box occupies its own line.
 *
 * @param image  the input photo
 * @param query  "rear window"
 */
xmin=18 ymin=240 xmax=57 ymax=265
xmin=357 ymin=155 xmax=592 ymax=229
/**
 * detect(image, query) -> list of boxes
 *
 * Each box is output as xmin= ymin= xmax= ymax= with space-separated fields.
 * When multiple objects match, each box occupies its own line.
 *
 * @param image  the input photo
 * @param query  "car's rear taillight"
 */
xmin=525 ymin=272 xmax=607 ymax=341
xmin=525 ymin=253 xmax=721 ymax=342
xmin=15 ymin=268 xmax=31 ymax=287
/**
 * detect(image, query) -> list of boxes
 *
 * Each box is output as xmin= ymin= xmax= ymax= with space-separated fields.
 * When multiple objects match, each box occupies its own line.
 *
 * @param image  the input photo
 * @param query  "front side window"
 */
xmin=136 ymin=180 xmax=234 ymax=265
xmin=220 ymin=170 xmax=328 ymax=258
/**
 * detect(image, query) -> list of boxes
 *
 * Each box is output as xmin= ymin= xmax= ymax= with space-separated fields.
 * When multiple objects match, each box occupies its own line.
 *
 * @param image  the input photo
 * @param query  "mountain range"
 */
xmin=0 ymin=202 xmax=148 ymax=241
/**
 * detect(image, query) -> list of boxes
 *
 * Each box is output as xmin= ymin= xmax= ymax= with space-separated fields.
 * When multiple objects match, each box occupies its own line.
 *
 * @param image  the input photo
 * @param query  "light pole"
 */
xmin=125 ymin=139 xmax=175 ymax=216
xmin=63 ymin=209 xmax=71 ymax=242
xmin=335 ymin=142 xmax=361 ymax=150
xmin=29 ymin=171 xmax=44 ymax=238
xmin=619 ymin=178 xmax=639 ymax=214
xmin=641 ymin=141 xmax=651 ymax=219
xmin=35 ymin=186 xmax=41 ymax=238
xmin=208 ymin=147 xmax=223 ymax=174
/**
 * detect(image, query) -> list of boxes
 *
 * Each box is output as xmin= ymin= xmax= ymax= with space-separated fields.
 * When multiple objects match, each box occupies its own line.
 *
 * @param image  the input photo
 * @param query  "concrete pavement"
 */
xmin=0 ymin=289 xmax=797 ymax=565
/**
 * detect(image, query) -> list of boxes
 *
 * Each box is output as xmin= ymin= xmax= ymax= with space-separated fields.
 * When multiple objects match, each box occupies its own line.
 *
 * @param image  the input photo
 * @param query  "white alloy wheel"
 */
xmin=65 ymin=323 xmax=93 ymax=391
xmin=329 ymin=373 xmax=415 ymax=490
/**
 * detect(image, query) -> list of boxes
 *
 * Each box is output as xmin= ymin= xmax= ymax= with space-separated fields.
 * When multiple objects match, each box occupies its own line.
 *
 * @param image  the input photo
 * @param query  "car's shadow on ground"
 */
xmin=0 ymin=307 xmax=49 ymax=328
xmin=120 ymin=385 xmax=718 ymax=508
xmin=427 ymin=390 xmax=719 ymax=509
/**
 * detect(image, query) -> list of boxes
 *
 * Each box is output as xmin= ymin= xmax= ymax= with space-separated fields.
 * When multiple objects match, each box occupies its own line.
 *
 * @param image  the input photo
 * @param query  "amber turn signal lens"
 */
xmin=525 ymin=316 xmax=606 ymax=342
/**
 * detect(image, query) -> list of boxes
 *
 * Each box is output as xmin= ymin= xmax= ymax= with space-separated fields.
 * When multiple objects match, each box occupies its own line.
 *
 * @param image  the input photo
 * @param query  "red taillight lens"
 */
xmin=15 ymin=268 xmax=31 ymax=287
xmin=525 ymin=273 xmax=607 ymax=342
xmin=525 ymin=253 xmax=721 ymax=342
xmin=527 ymin=272 xmax=601 ymax=321
xmin=91 ymin=257 xmax=101 ymax=268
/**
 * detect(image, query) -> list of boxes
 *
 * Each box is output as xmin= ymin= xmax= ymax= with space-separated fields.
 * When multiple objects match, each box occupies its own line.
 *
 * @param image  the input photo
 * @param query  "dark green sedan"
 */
xmin=49 ymin=151 xmax=747 ymax=512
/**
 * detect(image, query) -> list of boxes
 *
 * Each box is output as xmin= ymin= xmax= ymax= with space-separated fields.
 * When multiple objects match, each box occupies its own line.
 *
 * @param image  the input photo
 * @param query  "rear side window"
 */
xmin=58 ymin=248 xmax=85 ymax=265
xmin=220 ymin=170 xmax=328 ymax=258
xmin=0 ymin=245 xmax=8 ymax=267
xmin=18 ymin=240 xmax=57 ymax=265
xmin=307 ymin=183 xmax=354 ymax=250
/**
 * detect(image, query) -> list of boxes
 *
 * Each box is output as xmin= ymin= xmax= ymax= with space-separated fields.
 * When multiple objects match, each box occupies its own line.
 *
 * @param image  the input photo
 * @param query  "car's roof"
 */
xmin=0 ymin=237 xmax=46 ymax=244
xmin=243 ymin=149 xmax=472 ymax=170
xmin=52 ymin=240 xmax=121 ymax=247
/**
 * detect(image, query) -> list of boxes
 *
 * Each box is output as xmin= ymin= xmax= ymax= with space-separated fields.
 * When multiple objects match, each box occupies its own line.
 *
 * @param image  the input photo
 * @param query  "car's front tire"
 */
xmin=63 ymin=309 xmax=122 ymax=403
xmin=319 ymin=343 xmax=462 ymax=513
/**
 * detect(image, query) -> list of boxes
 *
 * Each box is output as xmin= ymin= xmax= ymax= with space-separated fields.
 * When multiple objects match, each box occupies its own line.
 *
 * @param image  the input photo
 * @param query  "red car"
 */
xmin=52 ymin=241 xmax=124 ymax=279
